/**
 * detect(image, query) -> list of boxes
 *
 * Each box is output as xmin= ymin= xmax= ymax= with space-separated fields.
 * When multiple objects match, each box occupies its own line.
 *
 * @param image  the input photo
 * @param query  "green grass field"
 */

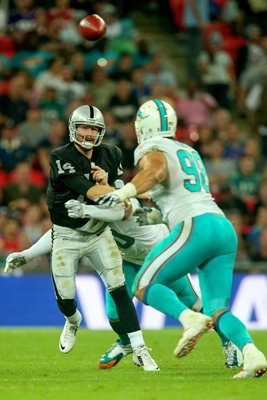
xmin=0 ymin=329 xmax=266 ymax=400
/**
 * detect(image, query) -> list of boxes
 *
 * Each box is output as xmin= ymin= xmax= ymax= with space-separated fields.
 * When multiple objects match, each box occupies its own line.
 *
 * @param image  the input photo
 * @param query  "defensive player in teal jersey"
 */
xmin=97 ymin=99 xmax=267 ymax=378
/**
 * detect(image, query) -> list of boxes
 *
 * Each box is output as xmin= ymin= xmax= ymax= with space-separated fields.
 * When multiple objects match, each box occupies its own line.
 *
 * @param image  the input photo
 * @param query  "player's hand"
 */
xmin=65 ymin=199 xmax=87 ymax=218
xmin=97 ymin=193 xmax=121 ymax=207
xmin=4 ymin=253 xmax=26 ymax=274
xmin=133 ymin=207 xmax=163 ymax=225
xmin=91 ymin=165 xmax=108 ymax=185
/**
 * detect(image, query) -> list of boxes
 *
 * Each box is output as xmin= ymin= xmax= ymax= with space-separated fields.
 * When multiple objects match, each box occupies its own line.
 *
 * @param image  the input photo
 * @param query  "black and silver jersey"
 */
xmin=47 ymin=142 xmax=123 ymax=228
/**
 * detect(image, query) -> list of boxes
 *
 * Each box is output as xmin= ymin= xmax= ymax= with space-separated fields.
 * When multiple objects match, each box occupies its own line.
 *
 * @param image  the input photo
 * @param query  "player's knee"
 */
xmin=57 ymin=298 xmax=77 ymax=317
xmin=212 ymin=308 xmax=229 ymax=325
xmin=102 ymin=267 xmax=125 ymax=291
xmin=134 ymin=287 xmax=146 ymax=302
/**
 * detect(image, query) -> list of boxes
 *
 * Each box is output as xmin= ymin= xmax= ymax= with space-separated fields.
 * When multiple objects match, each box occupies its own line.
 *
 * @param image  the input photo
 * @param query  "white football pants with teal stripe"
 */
xmin=133 ymin=213 xmax=237 ymax=316
xmin=133 ymin=213 xmax=253 ymax=350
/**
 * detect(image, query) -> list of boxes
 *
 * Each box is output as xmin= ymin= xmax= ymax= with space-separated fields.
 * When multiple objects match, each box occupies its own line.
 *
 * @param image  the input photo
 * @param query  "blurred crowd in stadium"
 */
xmin=0 ymin=0 xmax=267 ymax=273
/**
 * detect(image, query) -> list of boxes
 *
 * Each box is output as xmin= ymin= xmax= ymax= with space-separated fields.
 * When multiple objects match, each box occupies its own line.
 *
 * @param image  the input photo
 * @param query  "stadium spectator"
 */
xmin=116 ymin=121 xmax=137 ymax=182
xmin=235 ymin=24 xmax=263 ymax=81
xmin=36 ymin=119 xmax=68 ymax=179
xmin=204 ymin=138 xmax=237 ymax=197
xmin=223 ymin=121 xmax=245 ymax=159
xmin=224 ymin=210 xmax=251 ymax=270
xmin=144 ymin=53 xmax=177 ymax=96
xmin=34 ymin=56 xmax=66 ymax=98
xmin=22 ymin=204 xmax=44 ymax=244
xmin=194 ymin=125 xmax=214 ymax=159
xmin=2 ymin=162 xmax=43 ymax=212
xmin=16 ymin=106 xmax=49 ymax=150
xmin=181 ymin=0 xmax=210 ymax=79
xmin=110 ymin=53 xmax=134 ymax=81
xmin=228 ymin=155 xmax=261 ymax=213
xmin=0 ymin=73 xmax=32 ymax=124
xmin=197 ymin=31 xmax=235 ymax=110
xmin=0 ymin=120 xmax=32 ymax=172
xmin=109 ymin=79 xmax=139 ymax=123
xmin=131 ymin=67 xmax=151 ymax=104
xmin=211 ymin=107 xmax=232 ymax=141
xmin=176 ymin=79 xmax=217 ymax=129
xmin=243 ymin=137 xmax=266 ymax=172
xmin=56 ymin=65 xmax=87 ymax=105
xmin=38 ymin=86 xmax=66 ymax=125
xmin=7 ymin=0 xmax=38 ymax=51
xmin=69 ymin=51 xmax=91 ymax=84
xmin=88 ymin=65 xmax=116 ymax=111
xmin=247 ymin=206 xmax=267 ymax=256
xmin=101 ymin=110 xmax=122 ymax=147
xmin=251 ymin=227 xmax=267 ymax=263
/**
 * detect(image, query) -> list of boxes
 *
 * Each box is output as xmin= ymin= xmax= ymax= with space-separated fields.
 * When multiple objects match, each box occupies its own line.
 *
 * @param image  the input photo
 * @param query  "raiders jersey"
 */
xmin=47 ymin=142 xmax=123 ymax=228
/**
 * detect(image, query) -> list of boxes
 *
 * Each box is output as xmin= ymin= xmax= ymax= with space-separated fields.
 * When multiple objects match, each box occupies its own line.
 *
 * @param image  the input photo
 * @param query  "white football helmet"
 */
xmin=69 ymin=105 xmax=105 ymax=150
xmin=135 ymin=99 xmax=177 ymax=144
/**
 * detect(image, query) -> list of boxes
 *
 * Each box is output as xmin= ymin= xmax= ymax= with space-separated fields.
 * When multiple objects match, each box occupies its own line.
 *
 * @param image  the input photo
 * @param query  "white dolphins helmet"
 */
xmin=135 ymin=99 xmax=177 ymax=144
xmin=69 ymin=105 xmax=105 ymax=150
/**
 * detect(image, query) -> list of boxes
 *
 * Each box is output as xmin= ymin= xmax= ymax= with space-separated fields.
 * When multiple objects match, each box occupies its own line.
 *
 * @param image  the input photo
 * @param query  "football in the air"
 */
xmin=78 ymin=14 xmax=107 ymax=41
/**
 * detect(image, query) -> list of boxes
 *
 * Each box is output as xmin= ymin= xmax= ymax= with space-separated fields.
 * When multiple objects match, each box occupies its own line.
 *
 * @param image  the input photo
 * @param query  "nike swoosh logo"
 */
xmin=60 ymin=343 xmax=65 ymax=350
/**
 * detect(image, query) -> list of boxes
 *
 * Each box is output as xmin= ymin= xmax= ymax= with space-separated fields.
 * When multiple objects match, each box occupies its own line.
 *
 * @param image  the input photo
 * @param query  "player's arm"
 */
xmin=86 ymin=184 xmax=115 ymax=201
xmin=4 ymin=229 xmax=52 ymax=274
xmin=65 ymin=200 xmax=130 ymax=221
xmin=131 ymin=151 xmax=168 ymax=194
xmin=97 ymin=151 xmax=168 ymax=206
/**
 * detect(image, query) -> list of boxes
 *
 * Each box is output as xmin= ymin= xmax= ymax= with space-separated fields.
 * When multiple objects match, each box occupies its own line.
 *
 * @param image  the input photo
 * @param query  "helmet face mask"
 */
xmin=69 ymin=105 xmax=105 ymax=150
xmin=135 ymin=99 xmax=177 ymax=144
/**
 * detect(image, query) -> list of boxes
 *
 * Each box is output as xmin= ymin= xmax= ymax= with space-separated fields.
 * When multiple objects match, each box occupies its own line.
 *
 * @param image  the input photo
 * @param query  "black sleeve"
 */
xmin=50 ymin=153 xmax=94 ymax=196
xmin=108 ymin=146 xmax=123 ymax=184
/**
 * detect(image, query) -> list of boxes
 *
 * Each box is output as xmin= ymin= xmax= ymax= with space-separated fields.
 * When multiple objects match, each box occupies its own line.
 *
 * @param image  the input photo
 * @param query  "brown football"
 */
xmin=79 ymin=14 xmax=107 ymax=41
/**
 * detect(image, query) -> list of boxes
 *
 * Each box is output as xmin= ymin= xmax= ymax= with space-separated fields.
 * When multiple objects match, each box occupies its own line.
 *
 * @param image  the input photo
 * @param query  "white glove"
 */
xmin=97 ymin=193 xmax=121 ymax=207
xmin=133 ymin=207 xmax=163 ymax=225
xmin=4 ymin=252 xmax=26 ymax=274
xmin=97 ymin=182 xmax=137 ymax=207
xmin=65 ymin=200 xmax=88 ymax=219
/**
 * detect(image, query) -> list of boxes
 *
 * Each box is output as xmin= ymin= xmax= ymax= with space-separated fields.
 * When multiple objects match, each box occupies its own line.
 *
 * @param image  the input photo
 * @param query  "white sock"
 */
xmin=67 ymin=310 xmax=81 ymax=324
xmin=128 ymin=330 xmax=145 ymax=349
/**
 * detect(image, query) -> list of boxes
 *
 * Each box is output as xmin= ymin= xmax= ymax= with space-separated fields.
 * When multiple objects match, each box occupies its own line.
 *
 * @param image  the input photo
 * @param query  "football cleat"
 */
xmin=4 ymin=252 xmax=27 ymax=273
xmin=223 ymin=341 xmax=243 ymax=368
xmin=98 ymin=340 xmax=132 ymax=369
xmin=174 ymin=314 xmax=213 ymax=358
xmin=133 ymin=345 xmax=160 ymax=371
xmin=59 ymin=310 xmax=82 ymax=353
xmin=233 ymin=344 xmax=267 ymax=379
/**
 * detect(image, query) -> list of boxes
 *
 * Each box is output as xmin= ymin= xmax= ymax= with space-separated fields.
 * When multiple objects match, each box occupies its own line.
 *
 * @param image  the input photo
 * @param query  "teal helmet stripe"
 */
xmin=154 ymin=99 xmax=168 ymax=131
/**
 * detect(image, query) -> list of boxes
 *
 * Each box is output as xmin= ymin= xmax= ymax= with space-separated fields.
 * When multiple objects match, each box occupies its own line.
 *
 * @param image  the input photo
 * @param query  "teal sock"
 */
xmin=144 ymin=283 xmax=187 ymax=319
xmin=214 ymin=326 xmax=230 ymax=346
xmin=217 ymin=311 xmax=253 ymax=350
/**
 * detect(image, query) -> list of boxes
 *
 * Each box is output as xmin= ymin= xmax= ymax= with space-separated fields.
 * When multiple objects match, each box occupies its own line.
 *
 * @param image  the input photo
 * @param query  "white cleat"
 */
xmin=59 ymin=310 xmax=82 ymax=353
xmin=4 ymin=252 xmax=27 ymax=273
xmin=223 ymin=341 xmax=243 ymax=369
xmin=133 ymin=345 xmax=160 ymax=371
xmin=174 ymin=314 xmax=213 ymax=358
xmin=233 ymin=344 xmax=267 ymax=379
